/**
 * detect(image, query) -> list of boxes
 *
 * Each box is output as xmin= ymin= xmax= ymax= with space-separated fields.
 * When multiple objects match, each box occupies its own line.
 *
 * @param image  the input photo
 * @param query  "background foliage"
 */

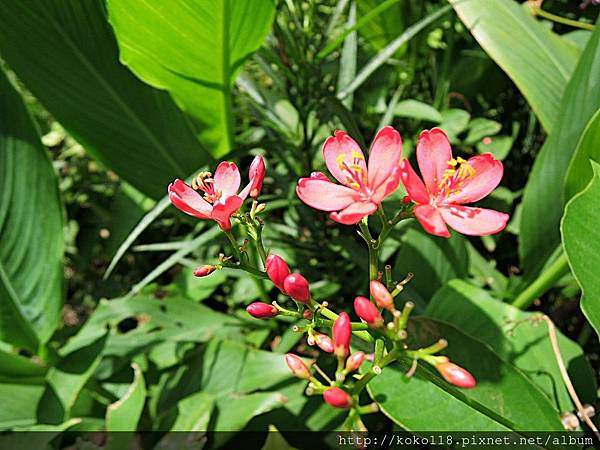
xmin=0 ymin=0 xmax=598 ymax=447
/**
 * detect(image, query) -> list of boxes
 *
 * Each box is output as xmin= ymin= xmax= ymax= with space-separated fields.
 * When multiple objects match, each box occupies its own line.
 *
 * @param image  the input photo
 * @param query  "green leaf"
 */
xmin=107 ymin=0 xmax=275 ymax=156
xmin=562 ymin=161 xmax=600 ymax=338
xmin=449 ymin=0 xmax=579 ymax=132
xmin=519 ymin=22 xmax=600 ymax=279
xmin=106 ymin=363 xmax=146 ymax=436
xmin=438 ymin=108 xmax=470 ymax=141
xmin=356 ymin=0 xmax=405 ymax=55
xmin=152 ymin=339 xmax=292 ymax=434
xmin=476 ymin=135 xmax=513 ymax=161
xmin=564 ymin=109 xmax=600 ymax=200
xmin=0 ymin=383 xmax=45 ymax=430
xmin=367 ymin=318 xmax=564 ymax=431
xmin=0 ymin=69 xmax=64 ymax=351
xmin=393 ymin=226 xmax=469 ymax=305
xmin=62 ymin=295 xmax=242 ymax=359
xmin=0 ymin=0 xmax=212 ymax=199
xmin=464 ymin=118 xmax=502 ymax=145
xmin=0 ymin=346 xmax=46 ymax=382
xmin=37 ymin=332 xmax=108 ymax=424
xmin=394 ymin=99 xmax=442 ymax=123
xmin=426 ymin=279 xmax=596 ymax=412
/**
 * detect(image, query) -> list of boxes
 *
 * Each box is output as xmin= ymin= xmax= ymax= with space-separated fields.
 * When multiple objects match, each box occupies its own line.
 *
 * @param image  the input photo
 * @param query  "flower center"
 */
xmin=192 ymin=171 xmax=222 ymax=203
xmin=437 ymin=157 xmax=475 ymax=198
xmin=336 ymin=151 xmax=368 ymax=192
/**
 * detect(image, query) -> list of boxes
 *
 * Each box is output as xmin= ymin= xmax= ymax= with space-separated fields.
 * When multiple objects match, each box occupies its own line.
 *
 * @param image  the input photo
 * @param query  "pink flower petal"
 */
xmin=439 ymin=205 xmax=508 ymax=236
xmin=323 ymin=130 xmax=367 ymax=186
xmin=416 ymin=128 xmax=452 ymax=196
xmin=414 ymin=204 xmax=450 ymax=238
xmin=296 ymin=177 xmax=359 ymax=211
xmin=239 ymin=155 xmax=266 ymax=200
xmin=309 ymin=171 xmax=330 ymax=181
xmin=214 ymin=161 xmax=241 ymax=199
xmin=367 ymin=126 xmax=402 ymax=191
xmin=329 ymin=201 xmax=377 ymax=225
xmin=168 ymin=179 xmax=212 ymax=218
xmin=399 ymin=160 xmax=429 ymax=204
xmin=211 ymin=195 xmax=243 ymax=230
xmin=372 ymin=165 xmax=402 ymax=203
xmin=443 ymin=153 xmax=504 ymax=204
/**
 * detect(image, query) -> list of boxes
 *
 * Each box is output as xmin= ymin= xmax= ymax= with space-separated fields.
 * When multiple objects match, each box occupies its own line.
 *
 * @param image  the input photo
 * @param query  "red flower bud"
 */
xmin=345 ymin=351 xmax=365 ymax=372
xmin=303 ymin=310 xmax=313 ymax=319
xmin=246 ymin=302 xmax=278 ymax=319
xmin=314 ymin=333 xmax=334 ymax=353
xmin=354 ymin=296 xmax=383 ymax=327
xmin=283 ymin=273 xmax=310 ymax=304
xmin=248 ymin=155 xmax=265 ymax=199
xmin=370 ymin=280 xmax=394 ymax=310
xmin=323 ymin=387 xmax=352 ymax=409
xmin=266 ymin=254 xmax=290 ymax=292
xmin=284 ymin=353 xmax=311 ymax=379
xmin=332 ymin=312 xmax=351 ymax=358
xmin=193 ymin=265 xmax=216 ymax=277
xmin=435 ymin=359 xmax=477 ymax=389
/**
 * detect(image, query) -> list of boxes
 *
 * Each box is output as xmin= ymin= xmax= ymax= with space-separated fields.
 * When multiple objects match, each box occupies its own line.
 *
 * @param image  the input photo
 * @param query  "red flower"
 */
xmin=296 ymin=127 xmax=402 ymax=225
xmin=332 ymin=312 xmax=351 ymax=358
xmin=354 ymin=296 xmax=383 ymax=327
xmin=168 ymin=156 xmax=265 ymax=230
xmin=400 ymin=128 xmax=508 ymax=237
xmin=283 ymin=273 xmax=311 ymax=304
xmin=265 ymin=254 xmax=290 ymax=292
xmin=435 ymin=358 xmax=477 ymax=389
xmin=246 ymin=302 xmax=278 ymax=319
xmin=323 ymin=387 xmax=352 ymax=409
xmin=284 ymin=354 xmax=311 ymax=379
xmin=369 ymin=280 xmax=394 ymax=311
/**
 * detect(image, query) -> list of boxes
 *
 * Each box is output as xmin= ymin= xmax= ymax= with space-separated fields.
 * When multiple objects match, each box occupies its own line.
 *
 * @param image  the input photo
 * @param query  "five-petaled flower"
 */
xmin=296 ymin=126 xmax=403 ymax=225
xmin=168 ymin=155 xmax=265 ymax=231
xmin=400 ymin=128 xmax=508 ymax=237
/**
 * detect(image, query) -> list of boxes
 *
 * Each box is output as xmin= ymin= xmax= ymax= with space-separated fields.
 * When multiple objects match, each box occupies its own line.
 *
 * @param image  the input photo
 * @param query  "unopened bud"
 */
xmin=255 ymin=203 xmax=267 ymax=213
xmin=435 ymin=359 xmax=476 ymax=389
xmin=370 ymin=280 xmax=394 ymax=310
xmin=332 ymin=312 xmax=351 ymax=358
xmin=354 ymin=296 xmax=383 ymax=327
xmin=283 ymin=273 xmax=310 ymax=304
xmin=248 ymin=155 xmax=265 ymax=199
xmin=323 ymin=387 xmax=352 ymax=409
xmin=266 ymin=254 xmax=290 ymax=292
xmin=193 ymin=265 xmax=216 ymax=277
xmin=284 ymin=353 xmax=311 ymax=379
xmin=246 ymin=302 xmax=279 ymax=319
xmin=345 ymin=351 xmax=365 ymax=372
xmin=303 ymin=310 xmax=313 ymax=319
xmin=314 ymin=333 xmax=334 ymax=353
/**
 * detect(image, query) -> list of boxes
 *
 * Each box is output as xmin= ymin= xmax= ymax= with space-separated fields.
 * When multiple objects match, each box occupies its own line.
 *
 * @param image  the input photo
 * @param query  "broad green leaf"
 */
xmin=0 ymin=418 xmax=81 ymax=448
xmin=519 ymin=22 xmax=600 ymax=279
xmin=562 ymin=161 xmax=600 ymax=338
xmin=438 ymin=108 xmax=470 ymax=141
xmin=0 ymin=346 xmax=46 ymax=382
xmin=152 ymin=339 xmax=292 ymax=434
xmin=0 ymin=383 xmax=45 ymax=430
xmin=394 ymin=99 xmax=442 ymax=123
xmin=106 ymin=363 xmax=146 ymax=431
xmin=367 ymin=318 xmax=564 ymax=431
xmin=464 ymin=118 xmax=502 ymax=145
xmin=0 ymin=0 xmax=211 ymax=199
xmin=0 ymin=69 xmax=63 ymax=351
xmin=356 ymin=0 xmax=405 ymax=55
xmin=449 ymin=0 xmax=579 ymax=132
xmin=37 ymin=332 xmax=107 ymax=424
xmin=564 ymin=109 xmax=600 ymax=199
xmin=62 ymin=295 xmax=243 ymax=362
xmin=393 ymin=225 xmax=469 ymax=305
xmin=426 ymin=279 xmax=596 ymax=412
xmin=107 ymin=0 xmax=276 ymax=155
